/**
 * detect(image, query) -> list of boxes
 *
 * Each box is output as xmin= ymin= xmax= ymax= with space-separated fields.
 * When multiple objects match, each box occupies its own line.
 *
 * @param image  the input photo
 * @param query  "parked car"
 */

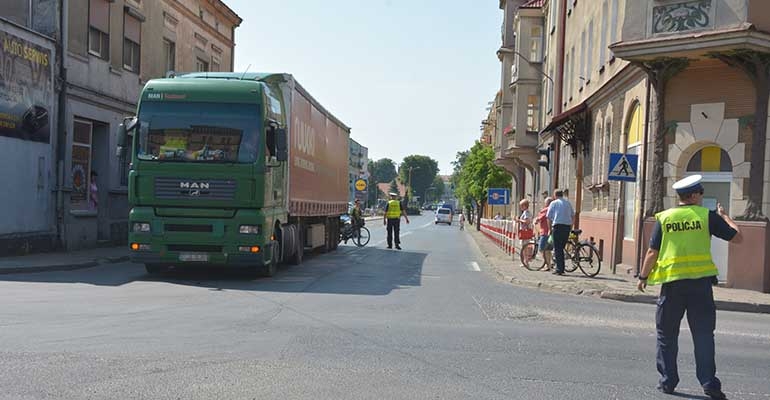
xmin=434 ymin=207 xmax=453 ymax=225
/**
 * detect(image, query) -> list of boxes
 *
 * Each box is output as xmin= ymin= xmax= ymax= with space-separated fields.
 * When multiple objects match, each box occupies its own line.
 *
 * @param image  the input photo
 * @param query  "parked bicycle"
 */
xmin=520 ymin=229 xmax=601 ymax=277
xmin=339 ymin=215 xmax=371 ymax=247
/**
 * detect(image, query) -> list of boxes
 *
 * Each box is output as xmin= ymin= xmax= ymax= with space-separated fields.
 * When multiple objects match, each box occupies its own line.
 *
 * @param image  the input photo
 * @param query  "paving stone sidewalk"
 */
xmin=0 ymin=246 xmax=129 ymax=274
xmin=466 ymin=226 xmax=770 ymax=314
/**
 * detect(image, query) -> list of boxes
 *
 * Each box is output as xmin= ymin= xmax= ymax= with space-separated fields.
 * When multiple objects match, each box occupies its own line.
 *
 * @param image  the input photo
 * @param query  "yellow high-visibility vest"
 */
xmin=648 ymin=206 xmax=718 ymax=285
xmin=386 ymin=200 xmax=402 ymax=219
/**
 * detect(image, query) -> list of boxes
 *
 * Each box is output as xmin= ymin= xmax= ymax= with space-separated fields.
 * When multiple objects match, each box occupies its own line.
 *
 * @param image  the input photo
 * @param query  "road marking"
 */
xmin=470 ymin=262 xmax=481 ymax=271
xmin=471 ymin=295 xmax=491 ymax=320
xmin=420 ymin=222 xmax=433 ymax=228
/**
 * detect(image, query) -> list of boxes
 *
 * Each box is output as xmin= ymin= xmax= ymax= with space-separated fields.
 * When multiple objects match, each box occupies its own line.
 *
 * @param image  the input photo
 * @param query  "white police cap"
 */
xmin=389 ymin=192 xmax=399 ymax=196
xmin=672 ymin=174 xmax=703 ymax=194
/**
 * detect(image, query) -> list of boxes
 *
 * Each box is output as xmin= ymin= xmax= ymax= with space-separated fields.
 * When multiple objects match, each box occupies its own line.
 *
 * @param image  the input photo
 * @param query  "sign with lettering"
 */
xmin=0 ymin=30 xmax=53 ymax=143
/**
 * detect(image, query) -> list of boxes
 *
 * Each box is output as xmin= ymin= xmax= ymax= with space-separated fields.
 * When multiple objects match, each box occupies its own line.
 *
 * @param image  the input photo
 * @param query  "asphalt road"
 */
xmin=1 ymin=213 xmax=768 ymax=399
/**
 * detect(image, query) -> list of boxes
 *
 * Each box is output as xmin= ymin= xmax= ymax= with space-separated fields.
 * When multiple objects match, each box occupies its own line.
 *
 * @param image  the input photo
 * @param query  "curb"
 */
xmin=0 ymin=255 xmax=130 ymax=275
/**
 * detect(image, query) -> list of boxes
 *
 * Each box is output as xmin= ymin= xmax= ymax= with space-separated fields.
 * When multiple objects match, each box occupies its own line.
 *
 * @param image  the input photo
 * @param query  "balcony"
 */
xmin=613 ymin=0 xmax=770 ymax=61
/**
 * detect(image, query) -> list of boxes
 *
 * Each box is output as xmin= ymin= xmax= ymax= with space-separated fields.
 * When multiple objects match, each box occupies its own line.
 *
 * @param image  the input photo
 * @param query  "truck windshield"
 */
xmin=136 ymin=102 xmax=260 ymax=163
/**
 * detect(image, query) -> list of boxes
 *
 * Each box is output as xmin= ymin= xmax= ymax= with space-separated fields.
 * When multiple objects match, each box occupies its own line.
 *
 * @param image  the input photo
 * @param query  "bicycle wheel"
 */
xmin=563 ymin=241 xmax=579 ymax=272
xmin=520 ymin=242 xmax=543 ymax=271
xmin=355 ymin=227 xmax=371 ymax=247
xmin=576 ymin=244 xmax=602 ymax=277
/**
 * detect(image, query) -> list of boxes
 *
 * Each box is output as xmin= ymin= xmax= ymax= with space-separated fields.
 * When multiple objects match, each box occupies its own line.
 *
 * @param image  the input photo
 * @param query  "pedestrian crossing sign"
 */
xmin=608 ymin=153 xmax=638 ymax=182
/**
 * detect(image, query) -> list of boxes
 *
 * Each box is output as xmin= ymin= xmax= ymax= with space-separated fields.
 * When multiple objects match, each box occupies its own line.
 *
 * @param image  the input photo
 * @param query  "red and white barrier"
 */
xmin=480 ymin=218 xmax=520 ymax=256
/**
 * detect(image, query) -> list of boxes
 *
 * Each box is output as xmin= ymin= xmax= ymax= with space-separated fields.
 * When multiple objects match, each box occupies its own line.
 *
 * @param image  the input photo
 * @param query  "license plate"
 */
xmin=179 ymin=252 xmax=209 ymax=262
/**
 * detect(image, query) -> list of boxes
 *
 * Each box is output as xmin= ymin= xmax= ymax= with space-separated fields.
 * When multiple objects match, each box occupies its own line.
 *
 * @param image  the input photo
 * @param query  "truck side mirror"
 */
xmin=275 ymin=127 xmax=288 ymax=161
xmin=116 ymin=117 xmax=137 ymax=158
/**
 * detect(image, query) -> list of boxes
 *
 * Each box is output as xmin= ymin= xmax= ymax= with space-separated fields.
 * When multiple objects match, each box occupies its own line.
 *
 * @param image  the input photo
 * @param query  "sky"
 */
xmin=228 ymin=0 xmax=502 ymax=174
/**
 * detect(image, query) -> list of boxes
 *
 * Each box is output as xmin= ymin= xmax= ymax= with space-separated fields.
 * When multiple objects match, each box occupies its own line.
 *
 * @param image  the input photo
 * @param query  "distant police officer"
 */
xmin=384 ymin=192 xmax=410 ymax=250
xmin=637 ymin=174 xmax=742 ymax=399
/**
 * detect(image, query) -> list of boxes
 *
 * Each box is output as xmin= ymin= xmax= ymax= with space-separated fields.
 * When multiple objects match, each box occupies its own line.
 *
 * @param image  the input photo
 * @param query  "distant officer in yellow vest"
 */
xmin=384 ymin=192 xmax=410 ymax=250
xmin=637 ymin=174 xmax=742 ymax=400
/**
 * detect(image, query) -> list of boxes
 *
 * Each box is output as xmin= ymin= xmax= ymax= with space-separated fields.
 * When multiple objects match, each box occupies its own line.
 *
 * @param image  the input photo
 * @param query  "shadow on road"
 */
xmin=0 ymin=246 xmax=428 ymax=296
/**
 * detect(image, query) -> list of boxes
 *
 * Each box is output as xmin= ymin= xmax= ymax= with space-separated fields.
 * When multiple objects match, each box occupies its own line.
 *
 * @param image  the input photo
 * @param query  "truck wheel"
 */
xmin=262 ymin=241 xmax=278 ymax=277
xmin=290 ymin=227 xmax=304 ymax=265
xmin=145 ymin=263 xmax=164 ymax=274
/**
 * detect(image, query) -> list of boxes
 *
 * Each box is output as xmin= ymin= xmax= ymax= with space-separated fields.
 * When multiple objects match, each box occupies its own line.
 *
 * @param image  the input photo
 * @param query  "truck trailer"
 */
xmin=118 ymin=73 xmax=350 ymax=276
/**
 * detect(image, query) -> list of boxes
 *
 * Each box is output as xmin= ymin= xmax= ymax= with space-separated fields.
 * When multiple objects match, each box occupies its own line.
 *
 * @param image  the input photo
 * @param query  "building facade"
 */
xmin=489 ymin=0 xmax=770 ymax=292
xmin=0 ymin=0 xmax=241 ymax=255
xmin=611 ymin=0 xmax=770 ymax=292
xmin=0 ymin=1 xmax=60 ymax=254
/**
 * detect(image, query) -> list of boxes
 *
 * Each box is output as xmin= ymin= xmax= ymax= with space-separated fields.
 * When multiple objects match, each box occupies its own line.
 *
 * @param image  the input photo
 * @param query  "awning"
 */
xmin=540 ymin=102 xmax=590 ymax=156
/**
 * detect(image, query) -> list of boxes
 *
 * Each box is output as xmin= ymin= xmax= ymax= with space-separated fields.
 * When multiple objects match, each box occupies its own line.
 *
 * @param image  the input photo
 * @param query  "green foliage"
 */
xmin=368 ymin=158 xmax=397 ymax=184
xmin=398 ymin=155 xmax=439 ymax=202
xmin=456 ymin=141 xmax=511 ymax=206
xmin=429 ymin=176 xmax=446 ymax=202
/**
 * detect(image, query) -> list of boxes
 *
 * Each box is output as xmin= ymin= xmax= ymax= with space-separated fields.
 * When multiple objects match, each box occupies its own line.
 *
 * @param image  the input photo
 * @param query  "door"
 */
xmin=700 ymin=180 xmax=731 ymax=281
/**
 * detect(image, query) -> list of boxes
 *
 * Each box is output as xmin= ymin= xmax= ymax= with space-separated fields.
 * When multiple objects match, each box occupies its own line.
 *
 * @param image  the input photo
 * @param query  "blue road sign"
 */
xmin=608 ymin=153 xmax=639 ymax=182
xmin=488 ymin=188 xmax=510 ymax=205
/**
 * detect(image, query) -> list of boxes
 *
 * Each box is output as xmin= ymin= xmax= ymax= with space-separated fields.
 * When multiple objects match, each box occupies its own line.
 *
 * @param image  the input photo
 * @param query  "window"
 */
xmin=563 ymin=52 xmax=570 ymax=102
xmin=587 ymin=20 xmax=594 ymax=81
xmin=568 ymin=0 xmax=573 ymax=15
xmin=547 ymin=67 xmax=554 ymax=113
xmin=163 ymin=39 xmax=175 ymax=72
xmin=71 ymin=120 xmax=93 ymax=210
xmin=580 ymin=30 xmax=586 ymax=88
xmin=211 ymin=57 xmax=220 ymax=72
xmin=549 ymin=0 xmax=559 ymax=34
xmin=530 ymin=26 xmax=543 ymax=62
xmin=600 ymin=0 xmax=608 ymax=67
xmin=527 ymin=95 xmax=540 ymax=132
xmin=610 ymin=0 xmax=619 ymax=58
xmin=196 ymin=58 xmax=209 ymax=72
xmin=123 ymin=13 xmax=141 ymax=72
xmin=88 ymin=0 xmax=110 ymax=59
xmin=199 ymin=7 xmax=204 ymax=19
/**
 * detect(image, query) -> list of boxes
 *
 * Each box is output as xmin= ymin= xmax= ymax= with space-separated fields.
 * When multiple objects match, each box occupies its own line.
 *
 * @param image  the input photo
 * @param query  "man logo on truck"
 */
xmin=179 ymin=182 xmax=210 ymax=189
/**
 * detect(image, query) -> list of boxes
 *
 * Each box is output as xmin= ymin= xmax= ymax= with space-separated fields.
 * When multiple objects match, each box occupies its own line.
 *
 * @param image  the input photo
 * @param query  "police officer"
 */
xmin=637 ymin=174 xmax=742 ymax=399
xmin=384 ymin=192 xmax=409 ymax=249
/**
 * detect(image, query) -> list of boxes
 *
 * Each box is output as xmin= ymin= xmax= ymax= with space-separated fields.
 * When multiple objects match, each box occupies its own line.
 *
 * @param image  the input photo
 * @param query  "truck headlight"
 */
xmin=239 ymin=225 xmax=261 ymax=235
xmin=132 ymin=222 xmax=151 ymax=232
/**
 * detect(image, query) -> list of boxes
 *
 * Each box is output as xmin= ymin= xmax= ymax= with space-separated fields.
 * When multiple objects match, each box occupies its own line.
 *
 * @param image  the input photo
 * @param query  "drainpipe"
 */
xmin=230 ymin=26 xmax=235 ymax=71
xmin=634 ymin=78 xmax=653 ymax=277
xmin=55 ymin=0 xmax=68 ymax=250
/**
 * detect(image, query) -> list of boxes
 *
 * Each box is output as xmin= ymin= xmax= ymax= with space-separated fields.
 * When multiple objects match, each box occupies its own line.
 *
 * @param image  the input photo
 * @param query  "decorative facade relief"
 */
xmin=652 ymin=0 xmax=712 ymax=35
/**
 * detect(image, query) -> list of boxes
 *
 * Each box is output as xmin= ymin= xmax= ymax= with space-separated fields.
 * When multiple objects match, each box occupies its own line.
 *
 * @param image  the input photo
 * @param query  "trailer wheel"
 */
xmin=290 ymin=225 xmax=304 ymax=265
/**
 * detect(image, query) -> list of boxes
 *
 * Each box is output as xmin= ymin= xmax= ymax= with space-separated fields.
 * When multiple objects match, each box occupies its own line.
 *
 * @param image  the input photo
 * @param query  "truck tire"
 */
xmin=290 ymin=226 xmax=303 ymax=265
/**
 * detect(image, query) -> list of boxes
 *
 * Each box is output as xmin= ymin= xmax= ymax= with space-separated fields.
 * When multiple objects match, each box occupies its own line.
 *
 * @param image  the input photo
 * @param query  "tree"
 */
xmin=429 ymin=175 xmax=446 ymax=203
xmin=456 ymin=142 xmax=511 ymax=229
xmin=369 ymin=158 xmax=397 ymax=184
xmin=398 ymin=155 xmax=439 ymax=203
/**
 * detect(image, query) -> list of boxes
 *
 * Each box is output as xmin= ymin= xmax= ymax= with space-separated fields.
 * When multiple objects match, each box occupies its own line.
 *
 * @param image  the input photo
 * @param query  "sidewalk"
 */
xmin=0 ymin=246 xmax=129 ymax=275
xmin=466 ymin=226 xmax=770 ymax=314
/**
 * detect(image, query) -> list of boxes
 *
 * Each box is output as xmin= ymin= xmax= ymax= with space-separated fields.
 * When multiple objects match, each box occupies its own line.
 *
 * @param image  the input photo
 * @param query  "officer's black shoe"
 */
xmin=386 ymin=246 xmax=392 ymax=249
xmin=656 ymin=384 xmax=675 ymax=394
xmin=703 ymin=388 xmax=727 ymax=400
xmin=395 ymin=245 xmax=401 ymax=250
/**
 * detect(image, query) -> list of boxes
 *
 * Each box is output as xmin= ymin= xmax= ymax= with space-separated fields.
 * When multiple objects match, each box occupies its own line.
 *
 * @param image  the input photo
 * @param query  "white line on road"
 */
xmin=472 ymin=295 xmax=491 ymax=320
xmin=470 ymin=262 xmax=481 ymax=271
xmin=420 ymin=222 xmax=433 ymax=228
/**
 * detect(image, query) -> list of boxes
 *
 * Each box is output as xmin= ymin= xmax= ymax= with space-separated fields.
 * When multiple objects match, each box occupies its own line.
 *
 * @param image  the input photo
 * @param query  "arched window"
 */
xmin=686 ymin=146 xmax=732 ymax=172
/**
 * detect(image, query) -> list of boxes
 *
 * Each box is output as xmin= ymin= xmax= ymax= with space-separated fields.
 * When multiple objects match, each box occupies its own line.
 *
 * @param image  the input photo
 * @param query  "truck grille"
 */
xmin=154 ymin=177 xmax=236 ymax=200
xmin=167 ymin=244 xmax=222 ymax=252
xmin=164 ymin=224 xmax=213 ymax=233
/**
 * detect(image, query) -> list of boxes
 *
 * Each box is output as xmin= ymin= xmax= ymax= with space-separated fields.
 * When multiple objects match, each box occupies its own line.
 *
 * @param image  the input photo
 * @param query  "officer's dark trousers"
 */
xmin=551 ymin=224 xmax=571 ymax=273
xmin=656 ymin=277 xmax=721 ymax=391
xmin=386 ymin=218 xmax=400 ymax=247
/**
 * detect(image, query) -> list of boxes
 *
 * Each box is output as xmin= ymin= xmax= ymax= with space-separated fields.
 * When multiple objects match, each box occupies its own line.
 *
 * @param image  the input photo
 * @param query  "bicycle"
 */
xmin=339 ymin=218 xmax=371 ymax=247
xmin=520 ymin=229 xmax=601 ymax=277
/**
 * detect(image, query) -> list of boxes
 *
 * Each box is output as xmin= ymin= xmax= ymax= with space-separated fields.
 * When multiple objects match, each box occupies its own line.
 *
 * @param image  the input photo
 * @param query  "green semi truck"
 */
xmin=117 ymin=73 xmax=351 ymax=275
